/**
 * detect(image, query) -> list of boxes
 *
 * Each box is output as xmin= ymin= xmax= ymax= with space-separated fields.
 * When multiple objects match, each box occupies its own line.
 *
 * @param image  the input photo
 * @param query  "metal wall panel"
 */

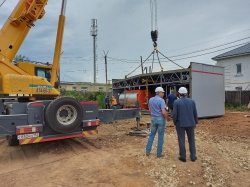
xmin=191 ymin=62 xmax=225 ymax=118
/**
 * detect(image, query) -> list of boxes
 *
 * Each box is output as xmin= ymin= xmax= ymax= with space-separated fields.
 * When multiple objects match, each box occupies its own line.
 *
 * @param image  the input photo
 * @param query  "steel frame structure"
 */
xmin=112 ymin=68 xmax=190 ymax=91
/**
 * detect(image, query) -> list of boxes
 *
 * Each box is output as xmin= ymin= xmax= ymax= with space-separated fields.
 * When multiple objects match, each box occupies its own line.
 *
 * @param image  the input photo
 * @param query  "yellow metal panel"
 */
xmin=82 ymin=130 xmax=98 ymax=136
xmin=33 ymin=137 xmax=43 ymax=143
xmin=22 ymin=139 xmax=31 ymax=145
xmin=16 ymin=62 xmax=52 ymax=76
xmin=2 ymin=74 xmax=59 ymax=96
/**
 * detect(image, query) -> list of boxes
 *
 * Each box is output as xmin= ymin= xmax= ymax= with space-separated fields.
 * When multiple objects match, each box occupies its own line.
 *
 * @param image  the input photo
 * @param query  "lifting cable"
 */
xmin=158 ymin=50 xmax=184 ymax=69
xmin=149 ymin=0 xmax=184 ymax=71
xmin=150 ymin=0 xmax=161 ymax=72
xmin=156 ymin=50 xmax=164 ymax=69
xmin=152 ymin=51 xmax=155 ymax=70
xmin=125 ymin=52 xmax=154 ymax=78
xmin=126 ymin=0 xmax=184 ymax=78
xmin=150 ymin=0 xmax=158 ymax=47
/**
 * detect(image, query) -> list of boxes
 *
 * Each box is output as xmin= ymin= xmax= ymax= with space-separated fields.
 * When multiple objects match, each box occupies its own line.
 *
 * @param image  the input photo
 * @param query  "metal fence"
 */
xmin=225 ymin=91 xmax=250 ymax=106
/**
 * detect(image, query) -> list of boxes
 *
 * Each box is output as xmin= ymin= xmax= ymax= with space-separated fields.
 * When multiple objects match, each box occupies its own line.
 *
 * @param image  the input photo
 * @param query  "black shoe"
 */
xmin=191 ymin=157 xmax=197 ymax=162
xmin=178 ymin=157 xmax=186 ymax=162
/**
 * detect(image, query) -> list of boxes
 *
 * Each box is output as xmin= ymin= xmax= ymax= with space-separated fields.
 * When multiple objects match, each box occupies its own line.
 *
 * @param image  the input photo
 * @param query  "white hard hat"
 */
xmin=178 ymin=87 xmax=188 ymax=94
xmin=155 ymin=87 xmax=165 ymax=93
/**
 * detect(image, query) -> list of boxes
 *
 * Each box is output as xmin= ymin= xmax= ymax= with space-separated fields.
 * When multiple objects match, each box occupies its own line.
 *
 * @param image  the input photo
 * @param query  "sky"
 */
xmin=1 ymin=0 xmax=250 ymax=83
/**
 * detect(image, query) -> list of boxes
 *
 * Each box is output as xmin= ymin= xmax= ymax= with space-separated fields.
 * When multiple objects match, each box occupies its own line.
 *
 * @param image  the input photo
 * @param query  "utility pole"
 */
xmin=90 ymin=19 xmax=98 ymax=83
xmin=141 ymin=56 xmax=143 ymax=74
xmin=103 ymin=50 xmax=109 ymax=96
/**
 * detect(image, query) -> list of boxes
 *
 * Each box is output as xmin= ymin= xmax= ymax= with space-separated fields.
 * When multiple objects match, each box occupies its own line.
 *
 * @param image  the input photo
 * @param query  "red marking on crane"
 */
xmin=80 ymin=101 xmax=98 ymax=105
xmin=31 ymin=102 xmax=43 ymax=107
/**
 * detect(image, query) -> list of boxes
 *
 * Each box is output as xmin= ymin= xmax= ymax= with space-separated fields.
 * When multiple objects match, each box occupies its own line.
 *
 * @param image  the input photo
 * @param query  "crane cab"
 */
xmin=15 ymin=61 xmax=52 ymax=82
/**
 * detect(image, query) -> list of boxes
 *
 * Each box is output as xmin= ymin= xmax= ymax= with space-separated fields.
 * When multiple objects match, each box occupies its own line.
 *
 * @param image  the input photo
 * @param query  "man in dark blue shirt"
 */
xmin=104 ymin=96 xmax=110 ymax=109
xmin=166 ymin=89 xmax=177 ymax=112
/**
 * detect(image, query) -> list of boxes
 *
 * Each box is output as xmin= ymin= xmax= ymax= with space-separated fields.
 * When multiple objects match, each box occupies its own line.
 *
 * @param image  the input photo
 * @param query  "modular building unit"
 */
xmin=112 ymin=62 xmax=225 ymax=118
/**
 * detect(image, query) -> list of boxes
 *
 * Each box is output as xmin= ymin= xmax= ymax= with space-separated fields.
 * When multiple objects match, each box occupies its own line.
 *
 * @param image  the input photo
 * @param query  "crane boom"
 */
xmin=0 ymin=0 xmax=48 ymax=63
xmin=50 ymin=0 xmax=67 ymax=88
xmin=0 ymin=0 xmax=66 ymax=100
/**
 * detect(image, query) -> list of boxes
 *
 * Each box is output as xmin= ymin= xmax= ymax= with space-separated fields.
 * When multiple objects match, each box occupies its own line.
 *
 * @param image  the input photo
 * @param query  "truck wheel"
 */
xmin=45 ymin=97 xmax=83 ymax=133
xmin=7 ymin=135 xmax=19 ymax=146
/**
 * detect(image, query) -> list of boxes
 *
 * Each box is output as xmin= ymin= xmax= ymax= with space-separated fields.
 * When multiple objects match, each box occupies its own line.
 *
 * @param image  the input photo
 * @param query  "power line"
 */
xmin=107 ymin=56 xmax=140 ymax=62
xmin=26 ymin=32 xmax=250 ymax=66
xmin=165 ymin=41 xmax=250 ymax=62
xmin=105 ymin=30 xmax=250 ymax=64
xmin=165 ymin=28 xmax=250 ymax=53
xmin=167 ymin=36 xmax=250 ymax=58
xmin=107 ymin=37 xmax=250 ymax=63
xmin=62 ymin=40 xmax=250 ymax=79
xmin=114 ymin=41 xmax=250 ymax=77
xmin=144 ymin=41 xmax=249 ymax=63
xmin=0 ymin=0 xmax=7 ymax=8
xmin=63 ymin=74 xmax=80 ymax=82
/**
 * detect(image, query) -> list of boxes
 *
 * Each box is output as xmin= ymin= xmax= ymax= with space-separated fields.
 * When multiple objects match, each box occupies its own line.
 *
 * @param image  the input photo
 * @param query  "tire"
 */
xmin=7 ymin=135 xmax=19 ymax=146
xmin=45 ymin=97 xmax=83 ymax=133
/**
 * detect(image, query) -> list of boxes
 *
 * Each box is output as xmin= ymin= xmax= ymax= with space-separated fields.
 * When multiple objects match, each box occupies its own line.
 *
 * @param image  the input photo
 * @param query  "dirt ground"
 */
xmin=0 ymin=110 xmax=249 ymax=187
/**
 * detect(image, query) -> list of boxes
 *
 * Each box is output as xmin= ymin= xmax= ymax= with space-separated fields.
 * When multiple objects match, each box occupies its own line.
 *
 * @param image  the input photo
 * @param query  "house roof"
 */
xmin=212 ymin=42 xmax=250 ymax=61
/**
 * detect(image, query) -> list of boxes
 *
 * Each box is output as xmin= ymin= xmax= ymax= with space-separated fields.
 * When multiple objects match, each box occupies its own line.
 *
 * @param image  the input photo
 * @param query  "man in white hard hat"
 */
xmin=173 ymin=87 xmax=198 ymax=162
xmin=146 ymin=87 xmax=171 ymax=157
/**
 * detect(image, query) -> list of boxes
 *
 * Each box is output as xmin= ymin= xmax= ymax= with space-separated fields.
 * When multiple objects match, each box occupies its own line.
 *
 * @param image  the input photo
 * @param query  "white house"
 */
xmin=212 ymin=43 xmax=250 ymax=91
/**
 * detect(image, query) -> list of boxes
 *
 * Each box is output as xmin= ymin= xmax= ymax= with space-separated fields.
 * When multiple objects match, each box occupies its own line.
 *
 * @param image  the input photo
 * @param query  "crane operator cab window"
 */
xmin=36 ymin=68 xmax=51 ymax=82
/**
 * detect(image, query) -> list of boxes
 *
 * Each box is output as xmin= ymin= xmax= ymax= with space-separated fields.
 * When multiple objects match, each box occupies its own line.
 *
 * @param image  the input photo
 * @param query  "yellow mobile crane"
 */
xmin=0 ymin=0 xmax=102 ymax=146
xmin=0 ymin=0 xmax=62 ymax=99
xmin=0 ymin=0 xmax=140 ymax=146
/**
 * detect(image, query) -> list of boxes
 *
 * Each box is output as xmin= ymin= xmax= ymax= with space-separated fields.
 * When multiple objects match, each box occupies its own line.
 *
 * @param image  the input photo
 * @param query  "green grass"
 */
xmin=225 ymin=104 xmax=250 ymax=111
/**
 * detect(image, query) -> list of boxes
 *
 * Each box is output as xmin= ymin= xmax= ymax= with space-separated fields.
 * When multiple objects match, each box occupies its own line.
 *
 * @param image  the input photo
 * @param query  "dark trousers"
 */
xmin=105 ymin=104 xmax=110 ymax=109
xmin=175 ymin=126 xmax=196 ymax=160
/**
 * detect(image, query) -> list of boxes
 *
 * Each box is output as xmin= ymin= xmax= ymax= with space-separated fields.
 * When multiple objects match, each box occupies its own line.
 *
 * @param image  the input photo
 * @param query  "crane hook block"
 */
xmin=151 ymin=30 xmax=158 ymax=42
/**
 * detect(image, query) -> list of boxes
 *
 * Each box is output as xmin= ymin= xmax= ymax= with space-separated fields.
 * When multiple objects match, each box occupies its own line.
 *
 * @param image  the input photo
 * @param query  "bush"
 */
xmin=61 ymin=91 xmax=107 ymax=109
xmin=225 ymin=104 xmax=250 ymax=111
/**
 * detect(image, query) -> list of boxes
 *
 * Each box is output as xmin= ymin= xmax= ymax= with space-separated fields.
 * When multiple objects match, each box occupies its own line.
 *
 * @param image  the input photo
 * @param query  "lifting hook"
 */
xmin=151 ymin=30 xmax=158 ymax=47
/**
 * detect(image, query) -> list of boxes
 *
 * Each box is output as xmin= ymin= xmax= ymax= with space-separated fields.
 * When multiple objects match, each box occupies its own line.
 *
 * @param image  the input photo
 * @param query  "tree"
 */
xmin=13 ymin=54 xmax=30 ymax=62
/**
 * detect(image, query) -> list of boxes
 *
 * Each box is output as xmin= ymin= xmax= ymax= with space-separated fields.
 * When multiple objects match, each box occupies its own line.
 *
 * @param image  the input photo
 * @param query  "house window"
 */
xmin=81 ymin=87 xmax=88 ymax=92
xmin=236 ymin=64 xmax=242 ymax=75
xmin=99 ymin=87 xmax=104 ymax=92
xmin=72 ymin=86 xmax=76 ymax=91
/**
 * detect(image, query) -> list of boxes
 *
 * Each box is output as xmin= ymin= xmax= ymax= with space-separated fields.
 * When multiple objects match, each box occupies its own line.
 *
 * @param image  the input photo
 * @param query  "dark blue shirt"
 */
xmin=167 ymin=94 xmax=177 ymax=106
xmin=104 ymin=98 xmax=109 ymax=104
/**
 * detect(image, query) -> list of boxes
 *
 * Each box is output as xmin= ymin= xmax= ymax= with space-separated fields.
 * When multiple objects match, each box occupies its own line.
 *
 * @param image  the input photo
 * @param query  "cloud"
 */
xmin=1 ymin=0 xmax=250 ymax=82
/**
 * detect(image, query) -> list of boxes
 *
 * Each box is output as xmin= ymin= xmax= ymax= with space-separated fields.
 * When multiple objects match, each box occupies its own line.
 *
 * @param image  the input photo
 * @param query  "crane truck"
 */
xmin=0 ymin=0 xmax=140 ymax=146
